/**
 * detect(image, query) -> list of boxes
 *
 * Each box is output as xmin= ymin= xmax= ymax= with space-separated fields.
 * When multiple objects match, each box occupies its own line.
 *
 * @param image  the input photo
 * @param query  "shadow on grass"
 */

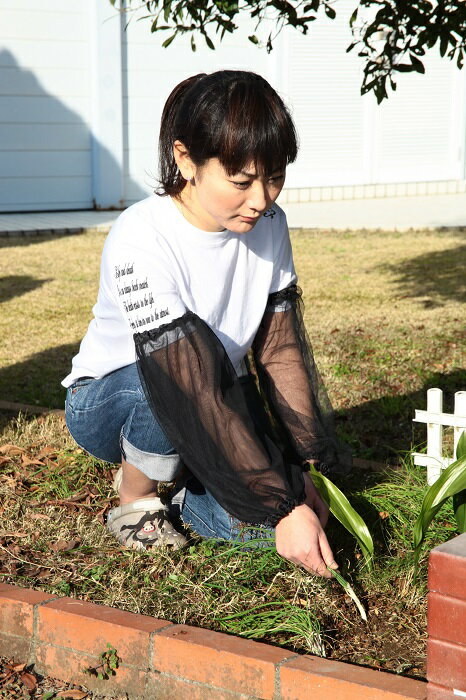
xmin=0 ymin=342 xmax=79 ymax=409
xmin=379 ymin=243 xmax=466 ymax=306
xmin=0 ymin=275 xmax=52 ymax=303
xmin=0 ymin=231 xmax=90 ymax=250
xmin=336 ymin=367 xmax=466 ymax=464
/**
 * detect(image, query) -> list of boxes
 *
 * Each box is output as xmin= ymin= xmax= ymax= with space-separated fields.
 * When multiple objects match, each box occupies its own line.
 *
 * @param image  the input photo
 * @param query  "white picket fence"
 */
xmin=412 ymin=389 xmax=466 ymax=485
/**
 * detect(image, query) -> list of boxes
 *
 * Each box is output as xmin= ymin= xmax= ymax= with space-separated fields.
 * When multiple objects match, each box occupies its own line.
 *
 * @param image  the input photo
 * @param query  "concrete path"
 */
xmin=281 ymin=192 xmax=466 ymax=230
xmin=0 ymin=210 xmax=118 ymax=237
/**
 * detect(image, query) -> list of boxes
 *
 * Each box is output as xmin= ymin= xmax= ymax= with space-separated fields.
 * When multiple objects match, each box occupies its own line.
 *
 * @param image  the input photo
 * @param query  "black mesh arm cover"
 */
xmin=252 ymin=285 xmax=352 ymax=475
xmin=134 ymin=312 xmax=305 ymax=527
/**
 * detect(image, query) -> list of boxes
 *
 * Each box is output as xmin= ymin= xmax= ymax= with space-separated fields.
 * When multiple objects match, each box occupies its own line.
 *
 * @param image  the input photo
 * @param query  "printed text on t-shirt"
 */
xmin=114 ymin=262 xmax=169 ymax=330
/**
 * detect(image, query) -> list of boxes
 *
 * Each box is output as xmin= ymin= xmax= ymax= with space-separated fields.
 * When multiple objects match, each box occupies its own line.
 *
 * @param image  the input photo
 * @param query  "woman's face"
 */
xmin=175 ymin=153 xmax=286 ymax=233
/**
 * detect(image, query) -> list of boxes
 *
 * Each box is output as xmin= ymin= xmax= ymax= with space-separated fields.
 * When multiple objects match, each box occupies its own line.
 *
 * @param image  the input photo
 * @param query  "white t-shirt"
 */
xmin=62 ymin=194 xmax=296 ymax=388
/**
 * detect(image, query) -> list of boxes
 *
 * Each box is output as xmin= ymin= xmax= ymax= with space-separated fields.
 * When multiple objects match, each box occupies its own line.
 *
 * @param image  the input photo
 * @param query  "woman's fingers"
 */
xmin=318 ymin=529 xmax=338 ymax=570
xmin=301 ymin=531 xmax=337 ymax=578
xmin=275 ymin=503 xmax=338 ymax=579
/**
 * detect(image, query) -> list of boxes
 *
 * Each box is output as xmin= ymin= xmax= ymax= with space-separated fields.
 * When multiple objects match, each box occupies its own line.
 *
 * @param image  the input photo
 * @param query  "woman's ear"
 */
xmin=173 ymin=140 xmax=195 ymax=182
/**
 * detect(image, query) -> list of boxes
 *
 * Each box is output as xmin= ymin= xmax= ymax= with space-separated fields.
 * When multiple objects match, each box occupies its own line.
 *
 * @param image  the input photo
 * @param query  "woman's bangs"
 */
xmin=217 ymin=83 xmax=297 ymax=176
xmin=218 ymin=130 xmax=290 ymax=177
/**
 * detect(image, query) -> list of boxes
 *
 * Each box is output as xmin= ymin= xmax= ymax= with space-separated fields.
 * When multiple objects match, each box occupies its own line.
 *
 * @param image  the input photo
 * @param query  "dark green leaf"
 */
xmin=440 ymin=33 xmax=449 ymax=57
xmin=375 ymin=82 xmax=388 ymax=104
xmin=204 ymin=33 xmax=215 ymax=49
xmin=162 ymin=33 xmax=177 ymax=47
xmin=163 ymin=1 xmax=172 ymax=22
xmin=349 ymin=7 xmax=358 ymax=27
xmin=248 ymin=34 xmax=259 ymax=44
xmin=457 ymin=431 xmax=466 ymax=459
xmin=453 ymin=489 xmax=466 ymax=533
xmin=324 ymin=4 xmax=336 ymax=20
xmin=395 ymin=63 xmax=414 ymax=73
xmin=413 ymin=454 xmax=466 ymax=567
xmin=410 ymin=54 xmax=425 ymax=73
xmin=310 ymin=465 xmax=374 ymax=568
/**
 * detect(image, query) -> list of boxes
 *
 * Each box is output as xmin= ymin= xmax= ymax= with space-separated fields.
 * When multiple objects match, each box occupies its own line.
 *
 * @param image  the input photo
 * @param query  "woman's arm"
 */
xmin=135 ymin=310 xmax=337 ymax=577
xmin=135 ymin=311 xmax=306 ymax=526
xmin=252 ymin=285 xmax=352 ymax=475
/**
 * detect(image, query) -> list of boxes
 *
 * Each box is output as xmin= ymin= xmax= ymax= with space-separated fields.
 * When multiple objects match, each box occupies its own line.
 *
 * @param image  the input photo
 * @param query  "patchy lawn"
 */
xmin=0 ymin=227 xmax=465 ymax=682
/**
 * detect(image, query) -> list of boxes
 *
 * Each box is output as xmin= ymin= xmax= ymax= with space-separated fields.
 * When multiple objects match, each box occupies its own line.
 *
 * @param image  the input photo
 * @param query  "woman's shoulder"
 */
xmin=105 ymin=195 xmax=176 ymax=248
xmin=114 ymin=195 xmax=171 ymax=233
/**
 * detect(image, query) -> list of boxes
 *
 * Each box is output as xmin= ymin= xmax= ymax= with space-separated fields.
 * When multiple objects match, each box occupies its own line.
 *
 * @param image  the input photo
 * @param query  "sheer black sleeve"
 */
xmin=134 ymin=312 xmax=305 ymax=527
xmin=251 ymin=285 xmax=352 ymax=476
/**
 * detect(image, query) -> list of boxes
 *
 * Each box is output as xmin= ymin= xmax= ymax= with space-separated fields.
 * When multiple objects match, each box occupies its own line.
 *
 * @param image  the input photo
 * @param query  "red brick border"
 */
xmin=3 ymin=534 xmax=466 ymax=698
xmin=427 ymin=533 xmax=466 ymax=699
xmin=0 ymin=582 xmax=427 ymax=699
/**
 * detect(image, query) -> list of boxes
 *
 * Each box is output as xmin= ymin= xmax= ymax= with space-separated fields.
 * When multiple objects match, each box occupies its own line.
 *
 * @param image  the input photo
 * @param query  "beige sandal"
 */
xmin=108 ymin=467 xmax=186 ymax=549
xmin=106 ymin=496 xmax=187 ymax=550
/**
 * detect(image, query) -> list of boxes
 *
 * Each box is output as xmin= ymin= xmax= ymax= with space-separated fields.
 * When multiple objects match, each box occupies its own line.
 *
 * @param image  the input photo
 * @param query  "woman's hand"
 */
xmin=275 ymin=502 xmax=337 ymax=579
xmin=303 ymin=470 xmax=329 ymax=527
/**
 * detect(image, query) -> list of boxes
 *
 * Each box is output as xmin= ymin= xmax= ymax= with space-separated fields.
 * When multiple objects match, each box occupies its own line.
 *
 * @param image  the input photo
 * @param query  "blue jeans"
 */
xmin=65 ymin=362 xmax=274 ymax=543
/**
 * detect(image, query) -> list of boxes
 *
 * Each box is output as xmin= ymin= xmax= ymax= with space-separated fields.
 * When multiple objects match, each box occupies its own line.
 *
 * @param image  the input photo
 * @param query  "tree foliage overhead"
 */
xmin=110 ymin=1 xmax=466 ymax=102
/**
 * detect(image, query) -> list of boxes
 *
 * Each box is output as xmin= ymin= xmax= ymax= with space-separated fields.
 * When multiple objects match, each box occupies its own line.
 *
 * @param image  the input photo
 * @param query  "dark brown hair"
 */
xmin=158 ymin=70 xmax=298 ymax=197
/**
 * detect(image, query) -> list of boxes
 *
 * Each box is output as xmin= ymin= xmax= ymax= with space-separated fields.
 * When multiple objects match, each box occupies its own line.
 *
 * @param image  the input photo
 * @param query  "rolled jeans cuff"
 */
xmin=120 ymin=435 xmax=181 ymax=481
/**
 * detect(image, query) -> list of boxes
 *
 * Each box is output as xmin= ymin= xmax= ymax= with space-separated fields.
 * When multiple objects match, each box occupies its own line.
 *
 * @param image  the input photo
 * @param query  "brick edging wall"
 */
xmin=427 ymin=533 xmax=466 ymax=699
xmin=0 ymin=582 xmax=426 ymax=699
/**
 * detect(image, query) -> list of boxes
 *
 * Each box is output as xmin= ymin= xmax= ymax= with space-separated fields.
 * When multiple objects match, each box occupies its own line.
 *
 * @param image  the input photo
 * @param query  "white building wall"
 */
xmin=278 ymin=0 xmax=465 ymax=190
xmin=0 ymin=0 xmax=465 ymax=214
xmin=0 ymin=0 xmax=94 ymax=211
xmin=372 ymin=53 xmax=465 ymax=183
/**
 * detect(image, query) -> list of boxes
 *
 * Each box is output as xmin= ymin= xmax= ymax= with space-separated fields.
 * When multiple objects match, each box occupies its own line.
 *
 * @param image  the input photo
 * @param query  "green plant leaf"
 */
xmin=203 ymin=32 xmax=215 ymax=50
xmin=162 ymin=33 xmax=176 ymax=48
xmin=457 ymin=431 xmax=466 ymax=459
xmin=163 ymin=1 xmax=172 ymax=22
xmin=453 ymin=489 xmax=466 ymax=533
xmin=410 ymin=54 xmax=425 ymax=73
xmin=309 ymin=465 xmax=374 ymax=569
xmin=413 ymin=452 xmax=466 ymax=566
xmin=328 ymin=567 xmax=367 ymax=621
